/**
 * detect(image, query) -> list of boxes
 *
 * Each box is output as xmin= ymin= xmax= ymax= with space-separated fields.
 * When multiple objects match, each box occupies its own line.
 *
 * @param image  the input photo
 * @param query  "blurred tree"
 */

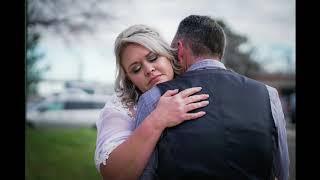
xmin=217 ymin=20 xmax=262 ymax=77
xmin=27 ymin=0 xmax=113 ymax=39
xmin=26 ymin=0 xmax=262 ymax=82
xmin=26 ymin=30 xmax=49 ymax=98
xmin=26 ymin=0 xmax=113 ymax=96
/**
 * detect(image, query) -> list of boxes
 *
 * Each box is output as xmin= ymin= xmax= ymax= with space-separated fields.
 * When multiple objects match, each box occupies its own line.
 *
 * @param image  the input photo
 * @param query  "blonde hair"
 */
xmin=114 ymin=24 xmax=181 ymax=109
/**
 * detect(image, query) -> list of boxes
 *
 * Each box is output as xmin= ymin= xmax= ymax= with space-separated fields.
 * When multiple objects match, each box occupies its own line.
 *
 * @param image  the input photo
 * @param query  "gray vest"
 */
xmin=156 ymin=68 xmax=278 ymax=180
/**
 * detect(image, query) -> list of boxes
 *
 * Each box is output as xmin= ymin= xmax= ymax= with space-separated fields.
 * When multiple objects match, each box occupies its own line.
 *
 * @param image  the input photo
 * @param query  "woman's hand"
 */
xmin=151 ymin=87 xmax=209 ymax=130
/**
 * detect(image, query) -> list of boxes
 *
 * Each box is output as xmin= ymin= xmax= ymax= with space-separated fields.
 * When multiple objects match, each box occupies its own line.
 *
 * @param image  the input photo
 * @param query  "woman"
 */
xmin=95 ymin=24 xmax=209 ymax=179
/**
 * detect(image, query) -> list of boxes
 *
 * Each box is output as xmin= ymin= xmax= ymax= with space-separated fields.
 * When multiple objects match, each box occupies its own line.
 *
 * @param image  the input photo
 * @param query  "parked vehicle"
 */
xmin=289 ymin=93 xmax=296 ymax=123
xmin=26 ymin=93 xmax=109 ymax=128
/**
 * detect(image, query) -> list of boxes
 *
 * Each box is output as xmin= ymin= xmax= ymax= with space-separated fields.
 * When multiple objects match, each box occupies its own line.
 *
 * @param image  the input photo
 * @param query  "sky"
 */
xmin=37 ymin=0 xmax=295 ymax=85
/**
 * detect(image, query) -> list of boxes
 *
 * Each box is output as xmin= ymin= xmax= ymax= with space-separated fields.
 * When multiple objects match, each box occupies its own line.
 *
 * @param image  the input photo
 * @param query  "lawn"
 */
xmin=26 ymin=127 xmax=101 ymax=180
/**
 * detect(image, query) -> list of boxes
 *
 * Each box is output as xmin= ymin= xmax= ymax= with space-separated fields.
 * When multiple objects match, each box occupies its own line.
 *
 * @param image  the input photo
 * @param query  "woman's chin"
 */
xmin=151 ymin=80 xmax=165 ymax=88
xmin=146 ymin=78 xmax=170 ymax=91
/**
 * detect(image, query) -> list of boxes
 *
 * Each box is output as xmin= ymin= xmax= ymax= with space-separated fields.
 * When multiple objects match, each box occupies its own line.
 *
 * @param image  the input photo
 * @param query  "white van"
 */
xmin=26 ymin=93 xmax=109 ymax=128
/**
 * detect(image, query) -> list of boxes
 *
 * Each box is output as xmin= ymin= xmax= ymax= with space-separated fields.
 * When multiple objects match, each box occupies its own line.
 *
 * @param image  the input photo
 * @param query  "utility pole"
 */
xmin=285 ymin=54 xmax=291 ymax=74
xmin=78 ymin=58 xmax=84 ymax=82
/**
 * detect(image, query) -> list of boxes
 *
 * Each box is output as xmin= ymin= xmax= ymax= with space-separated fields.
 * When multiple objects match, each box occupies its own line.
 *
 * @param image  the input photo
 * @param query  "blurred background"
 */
xmin=26 ymin=0 xmax=295 ymax=179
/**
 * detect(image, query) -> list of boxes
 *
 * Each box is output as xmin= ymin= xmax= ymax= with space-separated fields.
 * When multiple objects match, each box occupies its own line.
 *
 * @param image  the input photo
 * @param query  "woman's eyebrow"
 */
xmin=145 ymin=51 xmax=155 ymax=59
xmin=127 ymin=51 xmax=154 ymax=69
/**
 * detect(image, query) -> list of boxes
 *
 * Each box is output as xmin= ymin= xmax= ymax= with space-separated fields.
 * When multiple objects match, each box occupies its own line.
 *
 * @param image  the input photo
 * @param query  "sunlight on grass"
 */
xmin=26 ymin=128 xmax=100 ymax=180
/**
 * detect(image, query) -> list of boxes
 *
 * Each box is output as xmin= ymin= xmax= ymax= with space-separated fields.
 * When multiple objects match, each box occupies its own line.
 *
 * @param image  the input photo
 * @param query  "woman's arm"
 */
xmin=99 ymin=87 xmax=209 ymax=180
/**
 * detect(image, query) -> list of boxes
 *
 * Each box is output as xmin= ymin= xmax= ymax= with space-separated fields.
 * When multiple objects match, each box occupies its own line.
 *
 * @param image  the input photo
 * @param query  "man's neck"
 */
xmin=186 ymin=58 xmax=226 ymax=72
xmin=182 ymin=56 xmax=221 ymax=73
xmin=187 ymin=56 xmax=220 ymax=68
xmin=194 ymin=56 xmax=220 ymax=62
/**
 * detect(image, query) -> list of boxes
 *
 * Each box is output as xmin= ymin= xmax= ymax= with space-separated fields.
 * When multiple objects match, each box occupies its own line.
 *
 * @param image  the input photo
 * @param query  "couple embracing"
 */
xmin=95 ymin=15 xmax=289 ymax=180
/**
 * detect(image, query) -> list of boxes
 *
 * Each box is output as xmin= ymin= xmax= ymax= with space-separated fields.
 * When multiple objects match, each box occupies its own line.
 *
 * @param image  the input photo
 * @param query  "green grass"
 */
xmin=26 ymin=127 xmax=101 ymax=180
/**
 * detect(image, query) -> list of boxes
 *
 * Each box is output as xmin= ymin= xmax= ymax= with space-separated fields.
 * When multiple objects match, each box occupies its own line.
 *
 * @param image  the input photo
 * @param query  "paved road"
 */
xmin=286 ymin=122 xmax=296 ymax=180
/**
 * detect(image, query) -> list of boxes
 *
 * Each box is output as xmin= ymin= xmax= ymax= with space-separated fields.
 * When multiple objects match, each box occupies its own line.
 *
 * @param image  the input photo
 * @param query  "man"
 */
xmin=135 ymin=15 xmax=289 ymax=180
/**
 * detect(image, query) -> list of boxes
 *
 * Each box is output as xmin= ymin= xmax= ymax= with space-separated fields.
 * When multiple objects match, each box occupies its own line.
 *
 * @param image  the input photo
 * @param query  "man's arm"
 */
xmin=267 ymin=86 xmax=290 ymax=180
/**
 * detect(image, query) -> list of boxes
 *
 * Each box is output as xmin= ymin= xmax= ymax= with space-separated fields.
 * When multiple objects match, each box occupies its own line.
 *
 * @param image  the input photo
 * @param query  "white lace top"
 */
xmin=94 ymin=94 xmax=136 ymax=171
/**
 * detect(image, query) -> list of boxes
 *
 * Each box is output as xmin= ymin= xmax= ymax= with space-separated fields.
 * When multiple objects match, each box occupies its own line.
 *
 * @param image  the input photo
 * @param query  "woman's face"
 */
xmin=121 ymin=43 xmax=174 ymax=93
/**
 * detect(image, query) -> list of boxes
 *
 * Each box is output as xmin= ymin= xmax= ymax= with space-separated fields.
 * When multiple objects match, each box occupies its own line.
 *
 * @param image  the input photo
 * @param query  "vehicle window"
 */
xmin=39 ymin=101 xmax=64 ymax=111
xmin=91 ymin=102 xmax=105 ymax=109
xmin=64 ymin=101 xmax=105 ymax=110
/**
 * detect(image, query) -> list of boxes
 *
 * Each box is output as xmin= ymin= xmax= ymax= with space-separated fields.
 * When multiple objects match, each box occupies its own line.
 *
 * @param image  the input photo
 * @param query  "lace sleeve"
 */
xmin=94 ymin=94 xmax=136 ymax=172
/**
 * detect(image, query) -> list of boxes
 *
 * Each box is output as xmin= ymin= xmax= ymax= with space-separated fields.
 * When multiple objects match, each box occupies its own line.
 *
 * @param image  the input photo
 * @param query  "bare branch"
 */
xmin=27 ymin=0 xmax=114 ymax=35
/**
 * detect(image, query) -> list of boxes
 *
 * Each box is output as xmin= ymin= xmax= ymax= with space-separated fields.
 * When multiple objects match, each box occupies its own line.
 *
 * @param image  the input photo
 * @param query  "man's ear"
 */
xmin=177 ymin=40 xmax=184 ymax=63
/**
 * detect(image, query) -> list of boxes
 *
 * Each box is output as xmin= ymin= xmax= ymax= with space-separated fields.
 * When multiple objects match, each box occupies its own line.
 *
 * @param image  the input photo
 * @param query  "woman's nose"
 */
xmin=144 ymin=63 xmax=155 ymax=76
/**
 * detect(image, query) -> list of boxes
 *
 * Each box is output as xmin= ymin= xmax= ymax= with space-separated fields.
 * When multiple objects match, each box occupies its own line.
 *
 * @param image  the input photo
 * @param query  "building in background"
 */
xmin=252 ymin=72 xmax=295 ymax=122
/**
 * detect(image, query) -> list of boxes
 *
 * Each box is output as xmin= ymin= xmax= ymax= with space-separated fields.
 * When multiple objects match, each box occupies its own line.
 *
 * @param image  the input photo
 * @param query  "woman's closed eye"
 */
xmin=147 ymin=53 xmax=159 ymax=62
xmin=131 ymin=64 xmax=142 ymax=74
xmin=129 ymin=53 xmax=158 ymax=74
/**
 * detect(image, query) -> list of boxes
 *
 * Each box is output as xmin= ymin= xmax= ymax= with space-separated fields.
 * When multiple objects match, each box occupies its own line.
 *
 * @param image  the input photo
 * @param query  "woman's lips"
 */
xmin=148 ymin=75 xmax=162 ymax=86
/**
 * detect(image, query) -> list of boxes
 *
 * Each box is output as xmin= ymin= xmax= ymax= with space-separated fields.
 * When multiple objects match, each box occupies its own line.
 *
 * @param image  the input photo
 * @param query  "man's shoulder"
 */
xmin=234 ymin=73 xmax=273 ymax=90
xmin=225 ymin=72 xmax=279 ymax=97
xmin=265 ymin=84 xmax=279 ymax=96
xmin=135 ymin=86 xmax=162 ymax=126
xmin=139 ymin=86 xmax=161 ymax=102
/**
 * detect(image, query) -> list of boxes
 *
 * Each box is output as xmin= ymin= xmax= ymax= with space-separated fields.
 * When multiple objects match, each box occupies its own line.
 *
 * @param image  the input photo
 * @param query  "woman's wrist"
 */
xmin=147 ymin=110 xmax=166 ymax=132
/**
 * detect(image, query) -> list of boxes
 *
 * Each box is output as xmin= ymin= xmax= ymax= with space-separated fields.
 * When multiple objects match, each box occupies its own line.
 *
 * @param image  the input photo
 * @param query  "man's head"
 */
xmin=171 ymin=15 xmax=226 ymax=72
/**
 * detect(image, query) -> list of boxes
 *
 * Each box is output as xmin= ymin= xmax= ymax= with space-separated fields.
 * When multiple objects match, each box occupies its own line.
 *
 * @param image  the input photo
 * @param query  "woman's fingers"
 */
xmin=185 ymin=100 xmax=209 ymax=112
xmin=178 ymin=87 xmax=202 ymax=98
xmin=156 ymin=87 xmax=210 ymax=128
xmin=185 ymin=94 xmax=209 ymax=104
xmin=183 ymin=111 xmax=206 ymax=120
xmin=163 ymin=89 xmax=179 ymax=97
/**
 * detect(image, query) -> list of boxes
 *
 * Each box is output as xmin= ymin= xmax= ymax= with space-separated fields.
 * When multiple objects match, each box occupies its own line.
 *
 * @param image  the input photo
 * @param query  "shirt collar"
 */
xmin=186 ymin=59 xmax=226 ymax=72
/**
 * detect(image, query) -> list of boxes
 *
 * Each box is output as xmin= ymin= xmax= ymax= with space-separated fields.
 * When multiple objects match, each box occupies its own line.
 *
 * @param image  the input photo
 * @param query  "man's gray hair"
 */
xmin=172 ymin=15 xmax=227 ymax=59
xmin=114 ymin=24 xmax=180 ymax=109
